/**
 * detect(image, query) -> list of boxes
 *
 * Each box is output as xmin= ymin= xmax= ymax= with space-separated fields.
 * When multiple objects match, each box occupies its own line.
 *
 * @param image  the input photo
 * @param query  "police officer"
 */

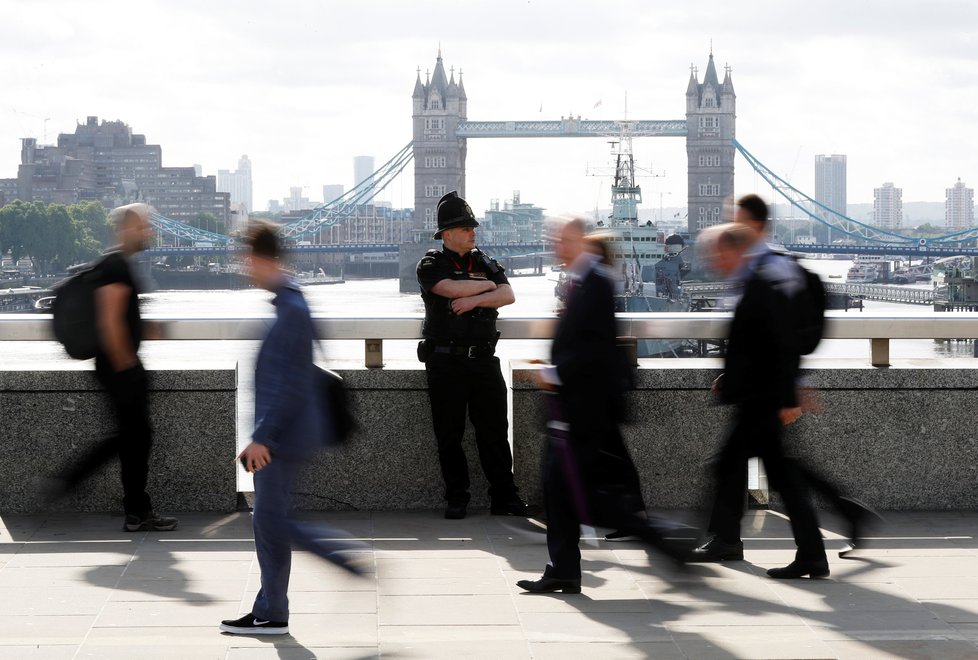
xmin=417 ymin=191 xmax=533 ymax=520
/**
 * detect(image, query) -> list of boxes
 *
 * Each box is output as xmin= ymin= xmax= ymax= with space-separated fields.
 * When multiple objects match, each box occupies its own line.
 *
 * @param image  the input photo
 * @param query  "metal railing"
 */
xmin=4 ymin=312 xmax=978 ymax=367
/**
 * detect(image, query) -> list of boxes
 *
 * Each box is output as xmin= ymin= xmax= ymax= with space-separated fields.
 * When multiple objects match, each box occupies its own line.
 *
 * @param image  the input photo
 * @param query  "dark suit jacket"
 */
xmin=551 ymin=261 xmax=628 ymax=464
xmin=719 ymin=269 xmax=799 ymax=411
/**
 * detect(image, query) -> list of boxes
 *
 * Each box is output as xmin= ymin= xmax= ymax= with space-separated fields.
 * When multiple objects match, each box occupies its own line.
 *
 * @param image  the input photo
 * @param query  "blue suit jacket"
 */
xmin=253 ymin=280 xmax=324 ymax=461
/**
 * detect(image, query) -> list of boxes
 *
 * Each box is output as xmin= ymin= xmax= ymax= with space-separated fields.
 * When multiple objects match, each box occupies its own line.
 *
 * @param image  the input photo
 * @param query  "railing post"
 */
xmin=871 ymin=338 xmax=890 ymax=367
xmin=617 ymin=336 xmax=638 ymax=367
xmin=365 ymin=339 xmax=383 ymax=368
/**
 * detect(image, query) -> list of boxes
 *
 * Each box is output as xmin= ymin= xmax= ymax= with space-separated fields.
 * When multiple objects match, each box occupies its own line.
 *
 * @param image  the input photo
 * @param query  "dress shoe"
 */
xmin=604 ymin=529 xmax=641 ymax=542
xmin=516 ymin=576 xmax=582 ymax=594
xmin=688 ymin=537 xmax=744 ymax=562
xmin=444 ymin=501 xmax=468 ymax=519
xmin=766 ymin=559 xmax=830 ymax=579
xmin=490 ymin=497 xmax=538 ymax=517
xmin=838 ymin=497 xmax=883 ymax=557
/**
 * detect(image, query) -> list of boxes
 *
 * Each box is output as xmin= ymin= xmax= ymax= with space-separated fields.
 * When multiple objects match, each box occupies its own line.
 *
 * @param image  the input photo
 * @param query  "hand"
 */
xmin=237 ymin=442 xmax=271 ymax=473
xmin=779 ymin=407 xmax=803 ymax=426
xmin=532 ymin=370 xmax=556 ymax=391
xmin=451 ymin=297 xmax=479 ymax=315
xmin=799 ymin=387 xmax=823 ymax=414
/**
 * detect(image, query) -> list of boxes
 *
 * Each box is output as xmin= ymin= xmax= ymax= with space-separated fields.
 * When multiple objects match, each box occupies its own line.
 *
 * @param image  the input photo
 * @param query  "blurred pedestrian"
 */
xmin=690 ymin=222 xmax=828 ymax=578
xmin=517 ymin=218 xmax=685 ymax=595
xmin=49 ymin=203 xmax=177 ymax=532
xmin=220 ymin=223 xmax=366 ymax=636
xmin=416 ymin=191 xmax=533 ymax=520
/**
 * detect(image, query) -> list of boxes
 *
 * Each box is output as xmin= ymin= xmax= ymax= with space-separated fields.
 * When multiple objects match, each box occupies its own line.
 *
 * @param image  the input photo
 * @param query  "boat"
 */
xmin=0 ymin=286 xmax=51 ymax=313
xmin=846 ymin=263 xmax=879 ymax=283
xmin=557 ymin=122 xmax=689 ymax=356
xmin=34 ymin=295 xmax=55 ymax=311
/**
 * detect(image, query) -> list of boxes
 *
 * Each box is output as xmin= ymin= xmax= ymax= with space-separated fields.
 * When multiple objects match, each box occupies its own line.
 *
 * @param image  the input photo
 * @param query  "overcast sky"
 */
xmin=1 ymin=0 xmax=976 ymax=220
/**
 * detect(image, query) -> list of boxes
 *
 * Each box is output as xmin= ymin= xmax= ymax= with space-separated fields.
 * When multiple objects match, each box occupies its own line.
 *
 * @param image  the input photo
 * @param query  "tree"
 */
xmin=189 ymin=212 xmax=225 ymax=236
xmin=69 ymin=201 xmax=113 ymax=247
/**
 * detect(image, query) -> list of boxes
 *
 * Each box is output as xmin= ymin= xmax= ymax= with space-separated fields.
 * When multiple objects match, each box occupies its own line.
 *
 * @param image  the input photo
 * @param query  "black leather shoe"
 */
xmin=516 ymin=576 xmax=582 ymax=594
xmin=444 ymin=501 xmax=468 ymax=519
xmin=490 ymin=498 xmax=538 ymax=517
xmin=766 ymin=559 xmax=830 ymax=579
xmin=688 ymin=537 xmax=744 ymax=562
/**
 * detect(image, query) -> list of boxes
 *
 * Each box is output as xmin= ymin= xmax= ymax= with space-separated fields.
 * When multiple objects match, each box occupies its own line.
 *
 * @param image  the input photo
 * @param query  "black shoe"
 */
xmin=490 ymin=497 xmax=537 ymax=517
xmin=219 ymin=613 xmax=288 ymax=635
xmin=516 ymin=576 xmax=582 ymax=594
xmin=123 ymin=512 xmax=178 ymax=532
xmin=838 ymin=497 xmax=883 ymax=557
xmin=445 ymin=501 xmax=468 ymax=519
xmin=688 ymin=537 xmax=744 ymax=562
xmin=767 ymin=559 xmax=830 ymax=579
xmin=604 ymin=529 xmax=641 ymax=542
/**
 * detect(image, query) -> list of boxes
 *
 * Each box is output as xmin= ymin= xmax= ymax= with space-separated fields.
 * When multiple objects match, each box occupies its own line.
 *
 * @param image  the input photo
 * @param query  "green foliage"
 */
xmin=0 ymin=200 xmax=113 ymax=275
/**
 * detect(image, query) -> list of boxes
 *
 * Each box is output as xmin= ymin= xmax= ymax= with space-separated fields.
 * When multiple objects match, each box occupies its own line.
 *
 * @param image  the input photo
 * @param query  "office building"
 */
xmin=323 ymin=184 xmax=344 ymax=204
xmin=354 ymin=156 xmax=374 ymax=189
xmin=217 ymin=155 xmax=253 ymax=214
xmin=946 ymin=178 xmax=975 ymax=230
xmin=814 ymin=154 xmax=847 ymax=216
xmin=873 ymin=182 xmax=903 ymax=229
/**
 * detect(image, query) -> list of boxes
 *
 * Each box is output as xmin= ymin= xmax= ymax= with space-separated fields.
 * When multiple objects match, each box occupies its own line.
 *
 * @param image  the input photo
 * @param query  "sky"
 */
xmin=1 ymin=0 xmax=976 ymax=221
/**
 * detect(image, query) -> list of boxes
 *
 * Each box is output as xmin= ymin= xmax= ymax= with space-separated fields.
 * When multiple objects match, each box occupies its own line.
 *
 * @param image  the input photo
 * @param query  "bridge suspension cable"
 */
xmin=148 ymin=211 xmax=234 ymax=246
xmin=734 ymin=139 xmax=978 ymax=246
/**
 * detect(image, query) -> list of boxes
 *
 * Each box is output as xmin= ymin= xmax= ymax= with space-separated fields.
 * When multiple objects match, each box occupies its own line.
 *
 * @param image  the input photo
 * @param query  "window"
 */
xmin=704 ymin=96 xmax=716 ymax=108
xmin=424 ymin=118 xmax=445 ymax=131
xmin=698 ymin=183 xmax=721 ymax=196
xmin=698 ymin=153 xmax=721 ymax=167
xmin=698 ymin=116 xmax=719 ymax=136
xmin=424 ymin=184 xmax=447 ymax=198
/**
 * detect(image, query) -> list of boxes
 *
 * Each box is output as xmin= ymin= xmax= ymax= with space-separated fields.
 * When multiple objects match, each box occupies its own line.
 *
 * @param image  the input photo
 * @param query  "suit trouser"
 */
xmin=424 ymin=353 xmax=518 ymax=504
xmin=707 ymin=405 xmax=826 ymax=561
xmin=543 ymin=401 xmax=676 ymax=580
xmin=61 ymin=361 xmax=153 ymax=516
xmin=251 ymin=457 xmax=361 ymax=622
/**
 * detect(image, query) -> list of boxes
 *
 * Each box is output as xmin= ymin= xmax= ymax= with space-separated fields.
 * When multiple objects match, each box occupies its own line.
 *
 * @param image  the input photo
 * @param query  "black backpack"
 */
xmin=759 ymin=252 xmax=826 ymax=355
xmin=51 ymin=256 xmax=106 ymax=359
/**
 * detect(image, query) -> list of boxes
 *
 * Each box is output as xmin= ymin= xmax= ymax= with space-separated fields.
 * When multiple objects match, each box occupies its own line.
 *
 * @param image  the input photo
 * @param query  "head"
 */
xmin=734 ymin=194 xmax=768 ymax=238
xmin=551 ymin=216 xmax=587 ymax=267
xmin=433 ymin=191 xmax=479 ymax=251
xmin=706 ymin=222 xmax=755 ymax=278
xmin=109 ymin=203 xmax=154 ymax=255
xmin=245 ymin=221 xmax=284 ymax=290
xmin=584 ymin=233 xmax=613 ymax=266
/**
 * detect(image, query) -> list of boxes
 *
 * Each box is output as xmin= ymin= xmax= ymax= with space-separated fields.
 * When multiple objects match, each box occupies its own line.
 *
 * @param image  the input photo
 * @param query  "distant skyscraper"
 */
xmin=873 ymin=182 xmax=903 ymax=229
xmin=217 ymin=155 xmax=253 ymax=214
xmin=354 ymin=156 xmax=375 ymax=189
xmin=286 ymin=186 xmax=312 ymax=213
xmin=323 ymin=184 xmax=344 ymax=204
xmin=945 ymin=178 xmax=975 ymax=230
xmin=814 ymin=154 xmax=847 ymax=216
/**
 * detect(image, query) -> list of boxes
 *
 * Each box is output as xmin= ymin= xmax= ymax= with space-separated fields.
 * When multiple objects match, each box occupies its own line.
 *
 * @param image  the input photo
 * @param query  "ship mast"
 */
xmin=609 ymin=121 xmax=642 ymax=226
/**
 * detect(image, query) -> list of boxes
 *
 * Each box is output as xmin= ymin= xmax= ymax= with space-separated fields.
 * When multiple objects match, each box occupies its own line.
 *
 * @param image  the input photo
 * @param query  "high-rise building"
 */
xmin=217 ymin=155 xmax=253 ymax=214
xmin=945 ymin=178 xmax=975 ymax=230
xmin=0 ymin=116 xmax=229 ymax=225
xmin=412 ymin=48 xmax=467 ymax=236
xmin=814 ymin=154 xmax=847 ymax=216
xmin=482 ymin=191 xmax=545 ymax=243
xmin=353 ymin=156 xmax=375 ymax=189
xmin=323 ymin=184 xmax=344 ymax=204
xmin=286 ymin=186 xmax=311 ymax=213
xmin=873 ymin=182 xmax=903 ymax=229
xmin=685 ymin=51 xmax=736 ymax=234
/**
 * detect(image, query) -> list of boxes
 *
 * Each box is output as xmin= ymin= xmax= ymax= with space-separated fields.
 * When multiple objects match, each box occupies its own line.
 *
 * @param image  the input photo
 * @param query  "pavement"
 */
xmin=1 ymin=509 xmax=977 ymax=660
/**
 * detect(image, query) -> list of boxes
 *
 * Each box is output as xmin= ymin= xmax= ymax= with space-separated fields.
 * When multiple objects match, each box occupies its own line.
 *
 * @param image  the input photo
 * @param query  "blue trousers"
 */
xmin=251 ymin=457 xmax=362 ymax=622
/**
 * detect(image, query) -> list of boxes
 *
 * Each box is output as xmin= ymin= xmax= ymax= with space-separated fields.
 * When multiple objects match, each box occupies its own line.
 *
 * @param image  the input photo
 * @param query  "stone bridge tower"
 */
xmin=686 ymin=50 xmax=736 ymax=234
xmin=412 ymin=48 xmax=467 ymax=238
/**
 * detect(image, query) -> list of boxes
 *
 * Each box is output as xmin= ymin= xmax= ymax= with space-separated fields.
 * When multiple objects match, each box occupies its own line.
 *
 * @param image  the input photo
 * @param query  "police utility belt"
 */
xmin=417 ymin=338 xmax=497 ymax=361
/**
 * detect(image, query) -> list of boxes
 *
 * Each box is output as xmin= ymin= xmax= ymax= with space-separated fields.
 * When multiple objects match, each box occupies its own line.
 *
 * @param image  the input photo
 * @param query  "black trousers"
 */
xmin=707 ymin=405 xmax=825 ymax=562
xmin=424 ymin=353 xmax=517 ymax=504
xmin=543 ymin=395 xmax=675 ymax=579
xmin=60 ymin=360 xmax=154 ymax=515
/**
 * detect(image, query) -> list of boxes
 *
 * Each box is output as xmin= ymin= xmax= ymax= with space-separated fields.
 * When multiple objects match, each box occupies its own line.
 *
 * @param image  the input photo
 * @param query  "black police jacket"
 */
xmin=416 ymin=247 xmax=508 ymax=343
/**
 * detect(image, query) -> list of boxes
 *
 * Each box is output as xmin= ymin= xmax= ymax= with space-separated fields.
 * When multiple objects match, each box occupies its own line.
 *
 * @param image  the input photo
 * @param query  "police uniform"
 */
xmin=417 ymin=191 xmax=529 ymax=519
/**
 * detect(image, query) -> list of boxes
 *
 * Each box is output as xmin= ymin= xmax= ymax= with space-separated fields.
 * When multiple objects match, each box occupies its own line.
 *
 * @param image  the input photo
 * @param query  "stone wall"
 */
xmin=512 ymin=358 xmax=978 ymax=512
xmin=0 ymin=367 xmax=237 ymax=514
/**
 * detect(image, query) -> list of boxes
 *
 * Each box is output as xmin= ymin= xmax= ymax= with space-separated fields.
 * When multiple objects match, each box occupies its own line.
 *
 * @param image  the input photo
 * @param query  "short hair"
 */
xmin=109 ymin=202 xmax=153 ymax=228
xmin=717 ymin=222 xmax=755 ymax=251
xmin=736 ymin=194 xmax=768 ymax=225
xmin=246 ymin=221 xmax=281 ymax=259
xmin=584 ymin=233 xmax=613 ymax=266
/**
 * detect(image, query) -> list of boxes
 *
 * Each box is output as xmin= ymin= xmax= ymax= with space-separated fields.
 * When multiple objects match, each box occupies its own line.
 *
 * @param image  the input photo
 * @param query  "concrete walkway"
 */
xmin=1 ymin=509 xmax=977 ymax=659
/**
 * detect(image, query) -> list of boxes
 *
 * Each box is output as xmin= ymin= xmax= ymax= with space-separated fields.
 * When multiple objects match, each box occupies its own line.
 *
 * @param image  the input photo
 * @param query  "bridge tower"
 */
xmin=412 ymin=48 xmax=467 ymax=238
xmin=685 ymin=50 xmax=735 ymax=234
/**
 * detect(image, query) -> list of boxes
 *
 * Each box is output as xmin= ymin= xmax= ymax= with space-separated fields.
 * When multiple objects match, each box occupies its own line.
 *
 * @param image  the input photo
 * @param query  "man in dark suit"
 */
xmin=691 ymin=222 xmax=829 ymax=579
xmin=517 ymin=218 xmax=684 ymax=595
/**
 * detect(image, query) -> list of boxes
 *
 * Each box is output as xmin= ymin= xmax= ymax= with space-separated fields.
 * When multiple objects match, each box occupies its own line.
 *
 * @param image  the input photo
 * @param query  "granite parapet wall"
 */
xmin=512 ymin=359 xmax=978 ymax=512
xmin=0 ymin=367 xmax=237 ymax=514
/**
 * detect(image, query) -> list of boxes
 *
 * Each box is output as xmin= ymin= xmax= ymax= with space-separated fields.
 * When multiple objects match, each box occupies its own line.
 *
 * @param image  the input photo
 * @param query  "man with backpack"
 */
xmin=48 ymin=203 xmax=177 ymax=532
xmin=690 ymin=219 xmax=829 ymax=578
